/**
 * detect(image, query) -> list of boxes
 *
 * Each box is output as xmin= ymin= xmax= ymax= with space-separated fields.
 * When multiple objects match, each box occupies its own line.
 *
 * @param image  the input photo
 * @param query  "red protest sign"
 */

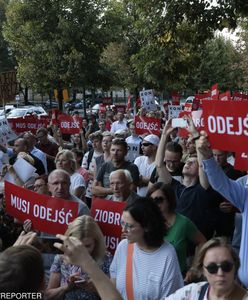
xmin=211 ymin=84 xmax=219 ymax=100
xmin=202 ymin=100 xmax=248 ymax=153
xmin=91 ymin=198 xmax=126 ymax=254
xmin=5 ymin=181 xmax=78 ymax=235
xmin=134 ymin=116 xmax=161 ymax=136
xmin=58 ymin=114 xmax=82 ymax=134
xmin=232 ymin=92 xmax=248 ymax=101
xmin=234 ymin=152 xmax=248 ymax=171
xmin=219 ymin=91 xmax=231 ymax=101
xmin=178 ymin=110 xmax=204 ymax=138
xmin=8 ymin=116 xmax=49 ymax=133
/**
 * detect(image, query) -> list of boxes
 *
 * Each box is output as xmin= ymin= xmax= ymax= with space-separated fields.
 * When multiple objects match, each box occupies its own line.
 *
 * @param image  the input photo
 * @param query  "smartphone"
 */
xmin=74 ymin=278 xmax=87 ymax=284
xmin=171 ymin=118 xmax=188 ymax=128
xmin=38 ymin=237 xmax=63 ymax=254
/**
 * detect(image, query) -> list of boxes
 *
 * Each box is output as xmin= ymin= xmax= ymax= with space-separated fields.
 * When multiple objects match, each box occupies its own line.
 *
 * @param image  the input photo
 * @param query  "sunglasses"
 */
xmin=152 ymin=196 xmax=165 ymax=204
xmin=142 ymin=142 xmax=152 ymax=147
xmin=204 ymin=261 xmax=234 ymax=274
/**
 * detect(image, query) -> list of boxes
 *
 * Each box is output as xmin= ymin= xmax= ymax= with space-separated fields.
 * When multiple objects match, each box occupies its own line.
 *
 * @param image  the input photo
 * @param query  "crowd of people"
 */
xmin=0 ymin=105 xmax=247 ymax=299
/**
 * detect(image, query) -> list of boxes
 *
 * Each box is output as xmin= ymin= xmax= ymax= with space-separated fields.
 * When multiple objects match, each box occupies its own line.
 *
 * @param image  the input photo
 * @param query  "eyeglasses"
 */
xmin=152 ymin=196 xmax=165 ymax=204
xmin=142 ymin=143 xmax=152 ymax=147
xmin=120 ymin=220 xmax=138 ymax=232
xmin=204 ymin=261 xmax=234 ymax=274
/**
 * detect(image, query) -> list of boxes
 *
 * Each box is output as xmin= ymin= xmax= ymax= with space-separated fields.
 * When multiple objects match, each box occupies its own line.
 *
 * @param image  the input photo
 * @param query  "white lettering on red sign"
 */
xmin=208 ymin=116 xmax=248 ymax=136
xmin=94 ymin=209 xmax=121 ymax=225
xmin=136 ymin=122 xmax=158 ymax=131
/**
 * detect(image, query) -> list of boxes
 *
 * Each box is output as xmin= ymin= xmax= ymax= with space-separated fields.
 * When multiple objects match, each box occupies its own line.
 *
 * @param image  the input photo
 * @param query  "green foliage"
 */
xmin=3 ymin=0 xmax=108 ymax=92
xmin=0 ymin=0 xmax=15 ymax=73
xmin=193 ymin=36 xmax=243 ymax=91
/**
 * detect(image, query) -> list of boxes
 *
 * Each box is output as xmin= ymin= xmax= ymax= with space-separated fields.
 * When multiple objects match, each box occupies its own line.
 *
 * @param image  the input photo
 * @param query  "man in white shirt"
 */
xmin=110 ymin=112 xmax=127 ymax=133
xmin=134 ymin=134 xmax=159 ymax=196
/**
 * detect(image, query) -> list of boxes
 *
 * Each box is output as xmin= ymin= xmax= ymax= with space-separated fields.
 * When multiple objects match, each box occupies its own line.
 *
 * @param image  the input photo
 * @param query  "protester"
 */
xmin=0 ymin=244 xmax=45 ymax=292
xmin=164 ymin=237 xmax=248 ymax=299
xmin=107 ymin=169 xmax=139 ymax=204
xmin=55 ymin=149 xmax=86 ymax=199
xmin=23 ymin=131 xmax=48 ymax=174
xmin=196 ymin=131 xmax=248 ymax=288
xmin=81 ymin=132 xmax=103 ymax=207
xmin=147 ymin=182 xmax=206 ymax=277
xmin=134 ymin=134 xmax=159 ymax=196
xmin=93 ymin=131 xmax=113 ymax=176
xmin=125 ymin=121 xmax=142 ymax=162
xmin=110 ymin=197 xmax=184 ymax=299
xmin=9 ymin=137 xmax=45 ymax=175
xmin=46 ymin=215 xmax=112 ymax=300
xmin=92 ymin=138 xmax=139 ymax=198
xmin=71 ymin=148 xmax=89 ymax=185
xmin=110 ymin=112 xmax=127 ymax=133
xmin=152 ymin=122 xmax=215 ymax=239
xmin=36 ymin=127 xmax=59 ymax=173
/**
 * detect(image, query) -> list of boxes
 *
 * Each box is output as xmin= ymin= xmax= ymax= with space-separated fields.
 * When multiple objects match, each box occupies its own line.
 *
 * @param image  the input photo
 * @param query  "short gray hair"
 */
xmin=109 ymin=169 xmax=133 ymax=183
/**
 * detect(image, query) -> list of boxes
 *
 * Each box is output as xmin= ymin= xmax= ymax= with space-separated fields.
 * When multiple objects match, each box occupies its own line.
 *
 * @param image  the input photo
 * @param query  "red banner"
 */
xmin=58 ymin=114 xmax=82 ymax=134
xmin=5 ymin=182 xmax=79 ymax=235
xmin=211 ymin=83 xmax=219 ymax=100
xmin=134 ymin=116 xmax=161 ymax=136
xmin=202 ymin=100 xmax=248 ymax=152
xmin=91 ymin=198 xmax=126 ymax=254
xmin=219 ymin=91 xmax=231 ymax=101
xmin=234 ymin=152 xmax=248 ymax=171
xmin=8 ymin=116 xmax=50 ymax=133
xmin=232 ymin=92 xmax=248 ymax=101
xmin=195 ymin=92 xmax=211 ymax=102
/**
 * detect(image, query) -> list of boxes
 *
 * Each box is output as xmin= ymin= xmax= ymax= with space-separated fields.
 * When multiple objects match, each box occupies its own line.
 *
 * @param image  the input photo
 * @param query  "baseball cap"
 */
xmin=143 ymin=134 xmax=160 ymax=146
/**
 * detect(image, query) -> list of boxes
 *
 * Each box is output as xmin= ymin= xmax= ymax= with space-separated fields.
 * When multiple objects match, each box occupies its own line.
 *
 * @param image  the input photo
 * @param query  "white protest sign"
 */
xmin=0 ymin=118 xmax=17 ymax=144
xmin=13 ymin=157 xmax=37 ymax=183
xmin=139 ymin=89 xmax=157 ymax=111
xmin=168 ymin=105 xmax=182 ymax=119
xmin=126 ymin=143 xmax=141 ymax=162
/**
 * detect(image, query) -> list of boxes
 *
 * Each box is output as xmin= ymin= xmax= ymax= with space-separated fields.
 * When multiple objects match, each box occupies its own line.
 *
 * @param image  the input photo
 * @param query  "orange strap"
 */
xmin=126 ymin=243 xmax=135 ymax=300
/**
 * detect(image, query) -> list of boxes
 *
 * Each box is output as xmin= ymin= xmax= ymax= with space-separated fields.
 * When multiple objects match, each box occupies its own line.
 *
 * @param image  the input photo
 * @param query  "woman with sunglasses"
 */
xmin=147 ymin=182 xmax=206 ymax=280
xmin=110 ymin=197 xmax=184 ymax=299
xmin=164 ymin=237 xmax=248 ymax=300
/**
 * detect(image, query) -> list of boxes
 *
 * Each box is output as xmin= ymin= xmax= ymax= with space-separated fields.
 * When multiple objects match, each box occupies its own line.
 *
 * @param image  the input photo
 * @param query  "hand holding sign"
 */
xmin=195 ymin=131 xmax=213 ymax=160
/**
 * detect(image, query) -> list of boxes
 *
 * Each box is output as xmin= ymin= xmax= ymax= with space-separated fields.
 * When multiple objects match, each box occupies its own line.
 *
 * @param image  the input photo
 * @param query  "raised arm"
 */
xmin=155 ymin=121 xmax=173 ymax=184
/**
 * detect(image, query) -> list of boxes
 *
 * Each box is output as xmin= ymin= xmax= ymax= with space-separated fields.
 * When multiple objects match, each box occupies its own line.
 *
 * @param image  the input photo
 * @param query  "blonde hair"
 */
xmin=65 ymin=215 xmax=106 ymax=263
xmin=55 ymin=149 xmax=76 ymax=172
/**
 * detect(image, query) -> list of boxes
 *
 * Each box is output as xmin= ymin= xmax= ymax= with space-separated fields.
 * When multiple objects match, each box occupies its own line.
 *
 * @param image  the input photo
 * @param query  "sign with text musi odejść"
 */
xmin=5 ymin=181 xmax=78 ymax=235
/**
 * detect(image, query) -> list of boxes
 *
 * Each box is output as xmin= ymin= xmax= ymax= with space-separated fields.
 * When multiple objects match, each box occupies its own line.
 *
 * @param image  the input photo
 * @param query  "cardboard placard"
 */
xmin=234 ymin=152 xmax=248 ymax=171
xmin=58 ymin=114 xmax=82 ymax=134
xmin=134 ymin=116 xmax=161 ymax=136
xmin=202 ymin=100 xmax=248 ymax=152
xmin=0 ymin=118 xmax=17 ymax=144
xmin=8 ymin=116 xmax=50 ymax=133
xmin=139 ymin=89 xmax=157 ymax=111
xmin=91 ymin=198 xmax=126 ymax=254
xmin=5 ymin=182 xmax=78 ymax=235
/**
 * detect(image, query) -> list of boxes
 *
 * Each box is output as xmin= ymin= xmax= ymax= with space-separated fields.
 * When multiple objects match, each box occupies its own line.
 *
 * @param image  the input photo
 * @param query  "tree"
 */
xmin=3 ymin=0 xmax=109 ymax=109
xmin=193 ymin=35 xmax=243 ymax=91
xmin=0 ymin=0 xmax=15 ymax=73
xmin=118 ymin=0 xmax=248 ymax=92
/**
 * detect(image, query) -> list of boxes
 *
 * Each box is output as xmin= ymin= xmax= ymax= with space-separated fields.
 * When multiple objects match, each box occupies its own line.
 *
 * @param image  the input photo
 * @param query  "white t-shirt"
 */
xmin=110 ymin=239 xmax=183 ymax=300
xmin=134 ymin=156 xmax=156 ymax=196
xmin=70 ymin=172 xmax=85 ymax=195
xmin=110 ymin=120 xmax=127 ymax=133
